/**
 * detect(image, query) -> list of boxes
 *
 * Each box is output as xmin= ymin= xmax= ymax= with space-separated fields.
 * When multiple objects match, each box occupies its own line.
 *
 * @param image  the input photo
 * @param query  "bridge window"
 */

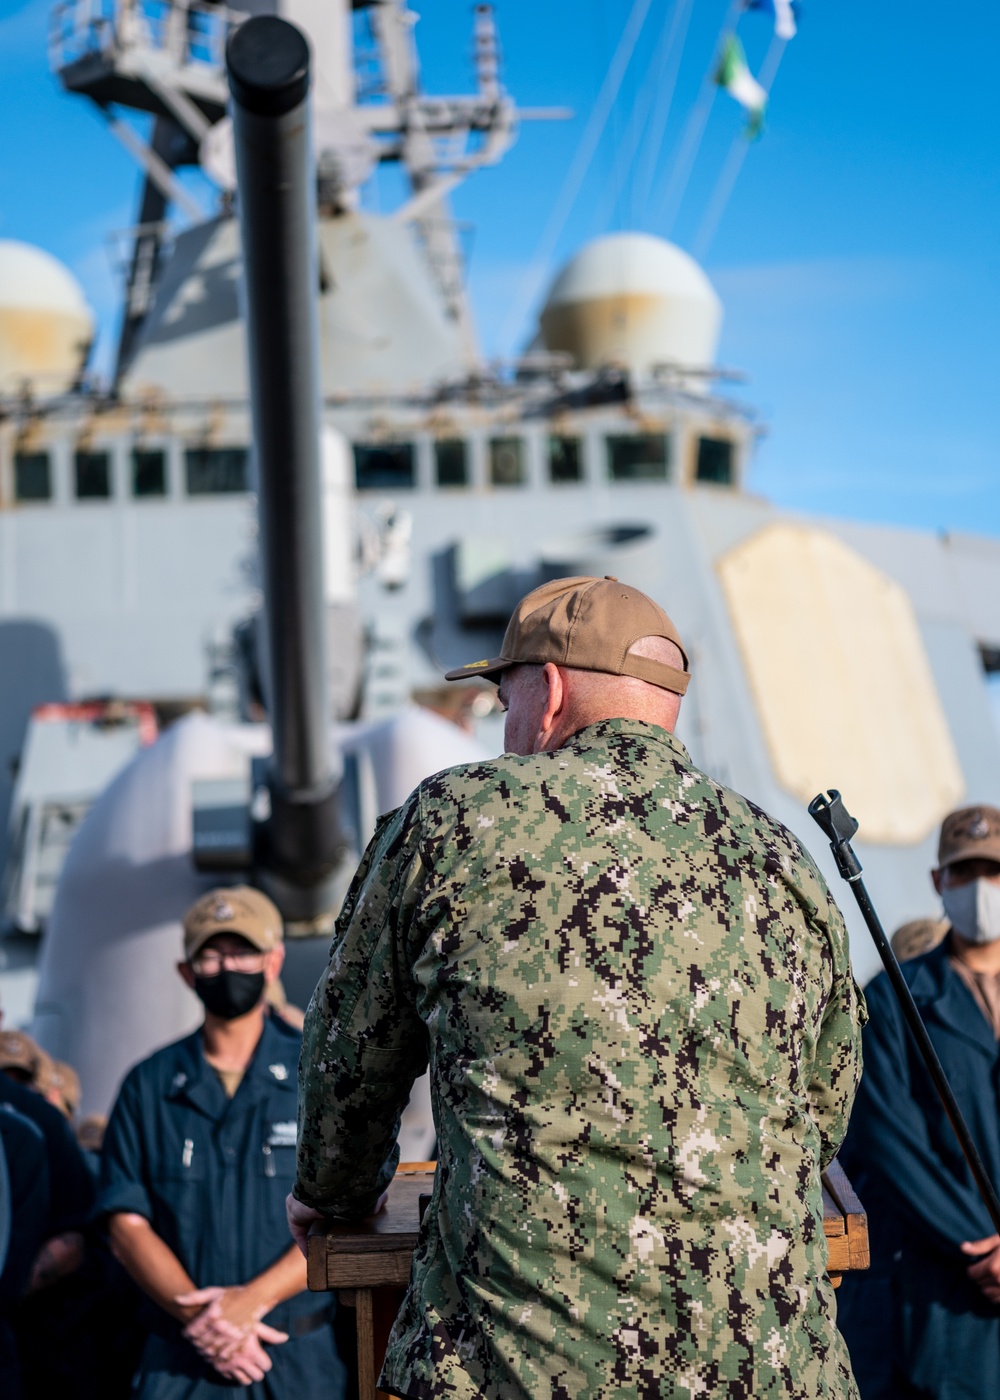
xmin=185 ymin=447 xmax=248 ymax=495
xmin=435 ymin=439 xmax=468 ymax=487
xmin=132 ymin=448 xmax=167 ymax=498
xmin=354 ymin=443 xmax=415 ymax=491
xmin=548 ymin=436 xmax=582 ymax=483
xmin=696 ymin=437 xmax=734 ymax=485
xmin=75 ymin=450 xmax=111 ymax=499
xmin=607 ymin=434 xmax=669 ymax=482
xmin=14 ymin=452 xmax=51 ymax=502
xmin=489 ymin=437 xmax=524 ymax=487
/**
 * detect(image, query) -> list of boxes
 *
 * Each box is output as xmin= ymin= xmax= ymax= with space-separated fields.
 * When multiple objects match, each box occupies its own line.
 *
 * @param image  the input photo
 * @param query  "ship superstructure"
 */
xmin=0 ymin=1 xmax=756 ymax=905
xmin=1 ymin=0 xmax=1000 ymax=1042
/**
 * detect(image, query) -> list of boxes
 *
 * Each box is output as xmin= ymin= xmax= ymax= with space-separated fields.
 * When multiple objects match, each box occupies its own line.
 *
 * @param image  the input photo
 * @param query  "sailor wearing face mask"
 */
xmin=838 ymin=806 xmax=1000 ymax=1400
xmin=97 ymin=888 xmax=347 ymax=1400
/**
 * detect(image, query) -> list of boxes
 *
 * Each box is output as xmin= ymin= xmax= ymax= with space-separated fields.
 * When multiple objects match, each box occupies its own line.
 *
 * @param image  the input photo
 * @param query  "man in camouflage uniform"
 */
xmin=290 ymin=575 xmax=865 ymax=1399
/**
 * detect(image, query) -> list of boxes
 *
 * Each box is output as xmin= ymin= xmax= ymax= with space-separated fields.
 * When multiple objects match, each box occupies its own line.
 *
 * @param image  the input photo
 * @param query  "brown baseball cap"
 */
xmin=937 ymin=805 xmax=1000 ymax=869
xmin=183 ymin=886 xmax=283 ymax=961
xmin=0 ymin=1029 xmax=48 ymax=1078
xmin=444 ymin=576 xmax=690 ymax=696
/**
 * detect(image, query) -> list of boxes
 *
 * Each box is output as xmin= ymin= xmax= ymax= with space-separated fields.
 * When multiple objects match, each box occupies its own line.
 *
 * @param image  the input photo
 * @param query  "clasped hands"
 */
xmin=961 ymin=1234 xmax=1000 ymax=1304
xmin=176 ymin=1283 xmax=288 ymax=1385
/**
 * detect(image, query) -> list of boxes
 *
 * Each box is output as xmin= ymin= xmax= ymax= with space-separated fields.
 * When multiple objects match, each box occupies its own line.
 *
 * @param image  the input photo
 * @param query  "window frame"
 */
xmin=184 ymin=446 xmax=249 ymax=496
xmin=488 ymin=436 xmax=526 ymax=488
xmin=606 ymin=433 xmax=670 ymax=483
xmin=74 ymin=449 xmax=112 ymax=500
xmin=131 ymin=447 xmax=168 ymax=499
xmin=353 ymin=442 xmax=417 ymax=492
xmin=547 ymin=435 xmax=583 ymax=484
xmin=13 ymin=451 xmax=52 ymax=503
xmin=695 ymin=436 xmax=735 ymax=487
xmin=434 ymin=438 xmax=469 ymax=488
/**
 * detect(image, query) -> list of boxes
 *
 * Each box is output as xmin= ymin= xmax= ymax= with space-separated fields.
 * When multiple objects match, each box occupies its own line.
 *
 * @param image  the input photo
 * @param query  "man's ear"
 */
xmin=535 ymin=663 xmax=566 ymax=752
xmin=931 ymin=868 xmax=943 ymax=895
xmin=178 ymin=961 xmax=195 ymax=990
xmin=265 ymin=944 xmax=286 ymax=985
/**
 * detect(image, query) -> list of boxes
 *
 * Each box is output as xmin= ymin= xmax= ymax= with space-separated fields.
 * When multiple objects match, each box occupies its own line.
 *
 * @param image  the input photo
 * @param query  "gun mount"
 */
xmin=195 ymin=16 xmax=346 ymax=926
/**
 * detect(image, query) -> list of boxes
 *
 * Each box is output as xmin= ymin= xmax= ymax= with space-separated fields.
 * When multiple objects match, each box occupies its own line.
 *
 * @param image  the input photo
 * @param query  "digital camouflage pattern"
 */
xmin=296 ymin=718 xmax=865 ymax=1399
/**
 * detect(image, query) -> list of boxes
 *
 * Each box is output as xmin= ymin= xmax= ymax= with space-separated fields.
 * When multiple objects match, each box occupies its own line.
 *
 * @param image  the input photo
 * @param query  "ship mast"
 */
xmin=48 ymin=0 xmax=567 ymax=383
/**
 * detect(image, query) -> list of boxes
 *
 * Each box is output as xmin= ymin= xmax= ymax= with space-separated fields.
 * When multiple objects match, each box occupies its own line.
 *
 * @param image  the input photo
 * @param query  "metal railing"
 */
xmin=49 ymin=0 xmax=241 ymax=77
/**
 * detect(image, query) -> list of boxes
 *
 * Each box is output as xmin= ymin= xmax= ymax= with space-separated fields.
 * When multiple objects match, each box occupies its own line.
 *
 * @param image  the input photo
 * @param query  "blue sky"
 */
xmin=2 ymin=0 xmax=999 ymax=538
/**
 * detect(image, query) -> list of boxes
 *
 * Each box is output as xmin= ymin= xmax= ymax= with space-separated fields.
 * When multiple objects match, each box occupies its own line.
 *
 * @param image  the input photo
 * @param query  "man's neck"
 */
xmin=201 ymin=1006 xmax=266 ymax=1071
xmin=541 ymin=712 xmax=675 ymax=753
xmin=950 ymin=932 xmax=1000 ymax=977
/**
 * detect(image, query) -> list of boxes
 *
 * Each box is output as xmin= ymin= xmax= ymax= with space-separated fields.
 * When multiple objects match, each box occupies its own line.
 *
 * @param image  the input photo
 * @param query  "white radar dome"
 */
xmin=0 ymin=240 xmax=94 ymax=399
xmin=538 ymin=232 xmax=722 ymax=378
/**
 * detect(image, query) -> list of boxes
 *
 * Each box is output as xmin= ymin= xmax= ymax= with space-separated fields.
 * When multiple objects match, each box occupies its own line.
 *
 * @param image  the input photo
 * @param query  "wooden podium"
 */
xmin=308 ymin=1159 xmax=869 ymax=1400
xmin=822 ymin=1159 xmax=870 ymax=1285
xmin=307 ymin=1164 xmax=433 ymax=1400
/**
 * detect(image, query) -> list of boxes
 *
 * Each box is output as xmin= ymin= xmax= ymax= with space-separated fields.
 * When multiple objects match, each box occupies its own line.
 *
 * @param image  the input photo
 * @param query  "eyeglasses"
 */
xmin=190 ymin=950 xmax=267 ymax=977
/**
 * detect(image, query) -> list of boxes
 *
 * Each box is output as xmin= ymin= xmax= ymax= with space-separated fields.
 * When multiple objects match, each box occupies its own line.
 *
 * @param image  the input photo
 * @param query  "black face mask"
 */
xmin=193 ymin=970 xmax=265 ymax=1021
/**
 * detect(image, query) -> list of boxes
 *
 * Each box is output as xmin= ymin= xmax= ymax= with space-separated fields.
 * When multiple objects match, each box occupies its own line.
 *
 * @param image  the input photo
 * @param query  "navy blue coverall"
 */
xmin=0 ymin=1106 xmax=49 ymax=1400
xmin=0 ymin=1069 xmax=97 ymax=1400
xmin=0 ymin=1073 xmax=93 ymax=1238
xmin=838 ymin=941 xmax=1000 ymax=1398
xmin=98 ymin=1014 xmax=346 ymax=1400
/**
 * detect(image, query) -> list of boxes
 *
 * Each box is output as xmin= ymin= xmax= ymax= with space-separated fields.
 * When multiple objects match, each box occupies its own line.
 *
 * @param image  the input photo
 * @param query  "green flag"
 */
xmin=715 ymin=35 xmax=767 ymax=137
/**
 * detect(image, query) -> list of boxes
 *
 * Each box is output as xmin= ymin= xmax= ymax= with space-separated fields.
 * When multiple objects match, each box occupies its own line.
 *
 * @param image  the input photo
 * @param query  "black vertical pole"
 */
xmin=228 ymin=16 xmax=343 ymax=919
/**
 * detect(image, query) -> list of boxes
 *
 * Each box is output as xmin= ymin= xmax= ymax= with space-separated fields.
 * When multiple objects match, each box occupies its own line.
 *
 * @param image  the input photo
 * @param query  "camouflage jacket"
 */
xmin=296 ymin=719 xmax=865 ymax=1399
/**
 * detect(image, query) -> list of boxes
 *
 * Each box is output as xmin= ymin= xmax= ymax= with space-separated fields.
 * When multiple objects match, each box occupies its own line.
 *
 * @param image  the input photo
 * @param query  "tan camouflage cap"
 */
xmin=890 ymin=917 xmax=949 ymax=963
xmin=937 ymin=805 xmax=1000 ymax=869
xmin=183 ymin=886 xmax=283 ymax=961
xmin=444 ymin=576 xmax=690 ymax=696
xmin=0 ymin=1029 xmax=47 ymax=1078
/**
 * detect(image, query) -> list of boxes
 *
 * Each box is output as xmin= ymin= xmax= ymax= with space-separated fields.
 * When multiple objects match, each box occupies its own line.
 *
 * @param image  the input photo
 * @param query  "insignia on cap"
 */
xmin=211 ymin=898 xmax=235 ymax=922
xmin=465 ymin=660 xmax=490 ymax=669
xmin=969 ymin=813 xmax=990 ymax=840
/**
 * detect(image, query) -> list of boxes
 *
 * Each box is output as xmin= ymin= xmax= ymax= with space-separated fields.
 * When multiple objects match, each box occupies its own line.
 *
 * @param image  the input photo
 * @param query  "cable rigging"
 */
xmin=499 ymin=0 xmax=653 ymax=354
xmin=633 ymin=0 xmax=696 ymax=226
xmin=653 ymin=0 xmax=745 ymax=240
xmin=594 ymin=0 xmax=695 ymax=235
